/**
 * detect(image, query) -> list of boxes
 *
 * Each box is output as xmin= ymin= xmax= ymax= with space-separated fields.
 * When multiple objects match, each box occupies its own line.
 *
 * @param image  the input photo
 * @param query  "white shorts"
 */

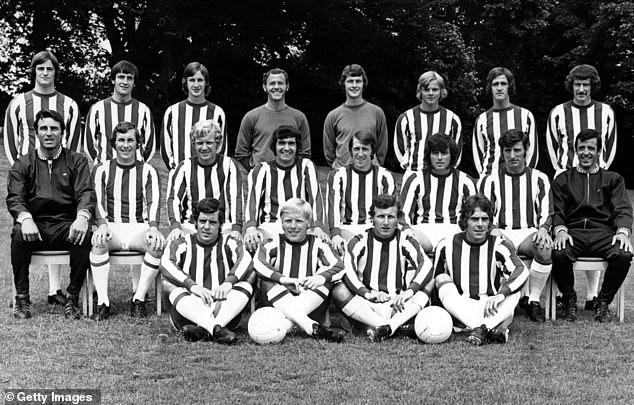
xmin=108 ymin=222 xmax=149 ymax=250
xmin=412 ymin=223 xmax=461 ymax=248
xmin=499 ymin=228 xmax=537 ymax=250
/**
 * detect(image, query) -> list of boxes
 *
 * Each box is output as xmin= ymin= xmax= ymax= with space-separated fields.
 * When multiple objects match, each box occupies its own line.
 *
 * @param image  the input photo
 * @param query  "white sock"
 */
xmin=528 ymin=261 xmax=552 ymax=303
xmin=214 ymin=282 xmax=252 ymax=327
xmin=48 ymin=265 xmax=62 ymax=295
xmin=272 ymin=291 xmax=322 ymax=335
xmin=585 ymin=271 xmax=601 ymax=301
xmin=169 ymin=289 xmax=215 ymax=334
xmin=387 ymin=300 xmax=425 ymax=334
xmin=341 ymin=295 xmax=386 ymax=328
xmin=90 ymin=252 xmax=110 ymax=306
xmin=132 ymin=254 xmax=160 ymax=302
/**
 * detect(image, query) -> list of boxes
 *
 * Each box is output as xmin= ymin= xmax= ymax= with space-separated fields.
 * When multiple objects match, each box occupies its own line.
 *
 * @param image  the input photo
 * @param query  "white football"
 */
xmin=248 ymin=307 xmax=288 ymax=345
xmin=414 ymin=306 xmax=453 ymax=344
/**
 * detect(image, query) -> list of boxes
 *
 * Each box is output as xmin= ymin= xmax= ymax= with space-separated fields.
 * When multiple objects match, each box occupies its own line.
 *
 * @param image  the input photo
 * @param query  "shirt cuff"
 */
xmin=77 ymin=209 xmax=91 ymax=221
xmin=554 ymin=225 xmax=568 ymax=235
xmin=616 ymin=228 xmax=631 ymax=237
xmin=17 ymin=212 xmax=33 ymax=224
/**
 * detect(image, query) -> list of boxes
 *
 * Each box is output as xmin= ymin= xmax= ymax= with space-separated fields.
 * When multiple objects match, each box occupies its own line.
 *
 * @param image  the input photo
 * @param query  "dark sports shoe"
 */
xmin=212 ymin=325 xmax=238 ymax=344
xmin=48 ymin=290 xmax=68 ymax=306
xmin=183 ymin=325 xmax=213 ymax=342
xmin=585 ymin=296 xmax=598 ymax=311
xmin=528 ymin=301 xmax=546 ymax=322
xmin=517 ymin=296 xmax=529 ymax=314
xmin=92 ymin=304 xmax=110 ymax=321
xmin=312 ymin=323 xmax=345 ymax=343
xmin=486 ymin=327 xmax=509 ymax=344
xmin=14 ymin=295 xmax=32 ymax=319
xmin=466 ymin=324 xmax=488 ymax=346
xmin=64 ymin=295 xmax=82 ymax=320
xmin=130 ymin=299 xmax=147 ymax=318
xmin=594 ymin=301 xmax=612 ymax=323
xmin=367 ymin=324 xmax=392 ymax=343
xmin=561 ymin=297 xmax=578 ymax=322
xmin=396 ymin=322 xmax=417 ymax=339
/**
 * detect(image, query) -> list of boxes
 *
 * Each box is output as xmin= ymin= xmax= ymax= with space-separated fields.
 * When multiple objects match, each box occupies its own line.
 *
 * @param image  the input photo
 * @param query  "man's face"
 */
xmin=429 ymin=148 xmax=451 ymax=175
xmin=491 ymin=74 xmax=510 ymax=105
xmin=186 ymin=71 xmax=206 ymax=100
xmin=196 ymin=211 xmax=220 ymax=244
xmin=113 ymin=72 xmax=135 ymax=98
xmin=344 ymin=76 xmax=364 ymax=100
xmin=35 ymin=117 xmax=63 ymax=151
xmin=420 ymin=79 xmax=441 ymax=108
xmin=35 ymin=60 xmax=55 ymax=88
xmin=575 ymin=137 xmax=599 ymax=171
xmin=372 ymin=206 xmax=399 ymax=239
xmin=114 ymin=129 xmax=138 ymax=163
xmin=282 ymin=209 xmax=309 ymax=243
xmin=193 ymin=132 xmax=218 ymax=165
xmin=465 ymin=207 xmax=490 ymax=244
xmin=276 ymin=137 xmax=296 ymax=166
xmin=351 ymin=138 xmax=372 ymax=171
xmin=502 ymin=141 xmax=526 ymax=173
xmin=573 ymin=78 xmax=592 ymax=106
xmin=263 ymin=73 xmax=288 ymax=103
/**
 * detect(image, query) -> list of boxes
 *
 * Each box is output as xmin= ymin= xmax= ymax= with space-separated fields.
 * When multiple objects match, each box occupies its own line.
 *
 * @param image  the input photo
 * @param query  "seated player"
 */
xmin=90 ymin=122 xmax=164 ymax=320
xmin=244 ymin=126 xmax=328 ymax=252
xmin=253 ymin=198 xmax=346 ymax=342
xmin=434 ymin=194 xmax=528 ymax=345
xmin=478 ymin=129 xmax=552 ymax=322
xmin=332 ymin=194 xmax=433 ymax=342
xmin=327 ymin=130 xmax=395 ymax=255
xmin=161 ymin=198 xmax=253 ymax=343
xmin=399 ymin=134 xmax=476 ymax=253
xmin=166 ymin=120 xmax=242 ymax=243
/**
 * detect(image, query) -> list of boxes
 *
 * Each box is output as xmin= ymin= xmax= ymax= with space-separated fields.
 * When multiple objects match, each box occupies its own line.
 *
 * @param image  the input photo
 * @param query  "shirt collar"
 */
xmin=37 ymin=147 xmax=62 ymax=161
xmin=576 ymin=165 xmax=600 ymax=175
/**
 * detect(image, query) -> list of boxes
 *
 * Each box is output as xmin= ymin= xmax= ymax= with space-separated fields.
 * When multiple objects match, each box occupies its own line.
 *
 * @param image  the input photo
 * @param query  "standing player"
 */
xmin=327 ymin=130 xmax=395 ymax=255
xmin=166 ymin=120 xmax=243 ymax=243
xmin=253 ymin=198 xmax=346 ymax=342
xmin=235 ymin=68 xmax=311 ymax=172
xmin=244 ymin=126 xmax=327 ymax=252
xmin=161 ymin=198 xmax=253 ymax=343
xmin=323 ymin=64 xmax=388 ymax=169
xmin=472 ymin=67 xmax=537 ymax=177
xmin=434 ymin=195 xmax=528 ymax=345
xmin=85 ymin=60 xmax=156 ymax=165
xmin=90 ymin=122 xmax=164 ymax=320
xmin=399 ymin=134 xmax=476 ymax=254
xmin=478 ymin=129 xmax=553 ymax=322
xmin=394 ymin=71 xmax=462 ymax=171
xmin=546 ymin=64 xmax=617 ymax=307
xmin=4 ymin=50 xmax=82 ymax=307
xmin=332 ymin=194 xmax=433 ymax=342
xmin=161 ymin=62 xmax=227 ymax=170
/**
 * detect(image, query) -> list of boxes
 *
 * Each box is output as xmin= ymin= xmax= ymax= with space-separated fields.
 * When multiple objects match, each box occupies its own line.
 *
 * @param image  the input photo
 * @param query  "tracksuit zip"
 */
xmin=584 ymin=172 xmax=589 ymax=229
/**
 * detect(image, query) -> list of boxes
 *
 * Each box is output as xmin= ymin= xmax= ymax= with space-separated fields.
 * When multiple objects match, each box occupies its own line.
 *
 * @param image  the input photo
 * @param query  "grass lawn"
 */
xmin=2 ymin=152 xmax=634 ymax=404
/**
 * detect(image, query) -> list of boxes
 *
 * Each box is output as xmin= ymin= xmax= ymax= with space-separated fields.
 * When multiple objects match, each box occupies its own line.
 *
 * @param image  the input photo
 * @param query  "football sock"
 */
xmin=48 ymin=264 xmax=63 ymax=295
xmin=90 ymin=252 xmax=110 ymax=306
xmin=132 ymin=254 xmax=160 ymax=302
xmin=528 ymin=261 xmax=552 ymax=303
xmin=272 ymin=291 xmax=322 ymax=335
xmin=387 ymin=300 xmax=425 ymax=335
xmin=341 ymin=295 xmax=385 ymax=328
xmin=585 ymin=271 xmax=601 ymax=301
xmin=214 ymin=282 xmax=252 ymax=327
xmin=169 ymin=289 xmax=216 ymax=334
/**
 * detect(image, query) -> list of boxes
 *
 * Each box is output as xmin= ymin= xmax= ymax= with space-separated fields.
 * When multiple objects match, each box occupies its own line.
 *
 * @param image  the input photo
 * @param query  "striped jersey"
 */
xmin=394 ymin=106 xmax=462 ymax=171
xmin=254 ymin=234 xmax=343 ymax=283
xmin=478 ymin=167 xmax=551 ymax=230
xmin=84 ymin=97 xmax=156 ymax=164
xmin=166 ymin=155 xmax=243 ymax=232
xmin=472 ymin=105 xmax=537 ymax=176
xmin=161 ymin=233 xmax=251 ymax=290
xmin=161 ymin=100 xmax=227 ymax=169
xmin=546 ymin=100 xmax=616 ymax=174
xmin=4 ymin=90 xmax=82 ymax=166
xmin=399 ymin=168 xmax=476 ymax=225
xmin=433 ymin=232 xmax=528 ymax=297
xmin=327 ymin=164 xmax=395 ymax=235
xmin=93 ymin=159 xmax=160 ymax=226
xmin=245 ymin=158 xmax=325 ymax=230
xmin=343 ymin=228 xmax=433 ymax=297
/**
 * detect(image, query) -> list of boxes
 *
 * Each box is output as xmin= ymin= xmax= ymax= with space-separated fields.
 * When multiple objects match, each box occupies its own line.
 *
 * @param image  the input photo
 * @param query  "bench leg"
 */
xmin=155 ymin=273 xmax=162 ymax=316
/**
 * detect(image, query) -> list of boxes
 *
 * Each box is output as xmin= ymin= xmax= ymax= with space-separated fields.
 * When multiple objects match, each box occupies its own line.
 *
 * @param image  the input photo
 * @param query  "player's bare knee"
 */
xmin=532 ymin=244 xmax=552 ymax=264
xmin=91 ymin=245 xmax=108 ymax=255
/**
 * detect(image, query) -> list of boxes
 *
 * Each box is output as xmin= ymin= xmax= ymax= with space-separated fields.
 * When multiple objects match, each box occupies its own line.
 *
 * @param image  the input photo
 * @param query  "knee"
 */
xmin=331 ymin=283 xmax=353 ymax=306
xmin=533 ymin=244 xmax=552 ymax=264
xmin=91 ymin=245 xmax=108 ymax=255
xmin=607 ymin=249 xmax=633 ymax=268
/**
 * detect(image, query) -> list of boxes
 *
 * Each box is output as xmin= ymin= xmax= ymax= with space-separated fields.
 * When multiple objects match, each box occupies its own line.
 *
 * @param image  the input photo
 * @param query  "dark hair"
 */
xmin=565 ymin=64 xmax=601 ymax=94
xmin=193 ymin=198 xmax=224 ymax=225
xmin=499 ymin=128 xmax=529 ymax=151
xmin=485 ymin=67 xmax=516 ymax=97
xmin=348 ymin=130 xmax=376 ymax=157
xmin=181 ymin=62 xmax=211 ymax=96
xmin=575 ymin=128 xmax=602 ymax=152
xmin=263 ymin=68 xmax=289 ymax=86
xmin=34 ymin=110 xmax=65 ymax=133
xmin=338 ymin=64 xmax=368 ymax=89
xmin=458 ymin=194 xmax=494 ymax=231
xmin=111 ymin=60 xmax=139 ymax=82
xmin=110 ymin=122 xmax=141 ymax=149
xmin=270 ymin=125 xmax=302 ymax=155
xmin=369 ymin=194 xmax=403 ymax=219
xmin=30 ymin=50 xmax=60 ymax=82
xmin=423 ymin=133 xmax=459 ymax=168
